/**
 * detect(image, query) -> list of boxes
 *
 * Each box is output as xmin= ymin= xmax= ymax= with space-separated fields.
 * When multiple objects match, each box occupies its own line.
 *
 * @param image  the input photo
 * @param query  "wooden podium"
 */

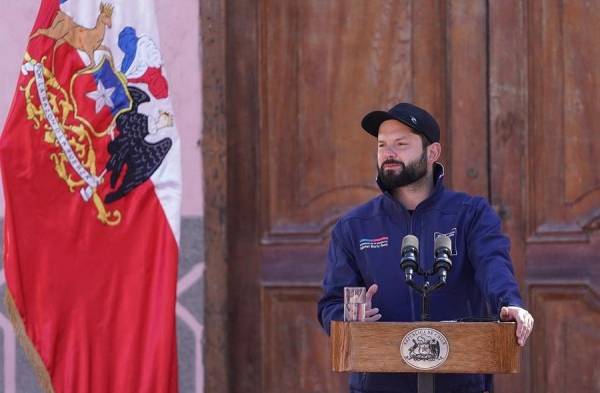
xmin=331 ymin=321 xmax=520 ymax=374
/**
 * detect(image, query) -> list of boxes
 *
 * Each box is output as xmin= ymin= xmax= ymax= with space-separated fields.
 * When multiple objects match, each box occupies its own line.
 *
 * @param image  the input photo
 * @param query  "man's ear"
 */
xmin=427 ymin=142 xmax=442 ymax=163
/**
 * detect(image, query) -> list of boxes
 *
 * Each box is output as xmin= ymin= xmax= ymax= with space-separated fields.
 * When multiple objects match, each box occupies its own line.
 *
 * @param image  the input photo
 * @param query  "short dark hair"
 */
xmin=418 ymin=133 xmax=432 ymax=150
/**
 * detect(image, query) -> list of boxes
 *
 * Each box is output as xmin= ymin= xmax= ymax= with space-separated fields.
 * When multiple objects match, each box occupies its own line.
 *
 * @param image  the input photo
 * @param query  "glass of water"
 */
xmin=344 ymin=287 xmax=367 ymax=322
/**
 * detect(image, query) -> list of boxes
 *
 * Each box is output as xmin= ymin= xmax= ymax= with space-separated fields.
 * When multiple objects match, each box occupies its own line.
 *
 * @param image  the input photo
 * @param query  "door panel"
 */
xmin=528 ymin=0 xmax=600 ymax=243
xmin=255 ymin=2 xmax=452 ymax=393
xmin=262 ymin=286 xmax=346 ymax=393
xmin=490 ymin=1 xmax=600 ymax=393
xmin=221 ymin=1 xmax=490 ymax=393
xmin=529 ymin=284 xmax=600 ymax=393
xmin=258 ymin=0 xmax=442 ymax=245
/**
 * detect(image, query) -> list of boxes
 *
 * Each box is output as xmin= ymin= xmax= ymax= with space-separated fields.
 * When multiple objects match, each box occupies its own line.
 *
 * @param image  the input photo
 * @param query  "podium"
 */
xmin=331 ymin=321 xmax=520 ymax=392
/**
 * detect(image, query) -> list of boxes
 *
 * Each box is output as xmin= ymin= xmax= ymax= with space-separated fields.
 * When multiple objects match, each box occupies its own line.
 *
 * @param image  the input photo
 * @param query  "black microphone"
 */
xmin=433 ymin=234 xmax=453 ymax=283
xmin=400 ymin=235 xmax=419 ymax=282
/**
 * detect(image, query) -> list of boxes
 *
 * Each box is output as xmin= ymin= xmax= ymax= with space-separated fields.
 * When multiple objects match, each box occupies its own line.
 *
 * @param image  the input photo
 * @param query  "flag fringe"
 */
xmin=4 ymin=289 xmax=56 ymax=393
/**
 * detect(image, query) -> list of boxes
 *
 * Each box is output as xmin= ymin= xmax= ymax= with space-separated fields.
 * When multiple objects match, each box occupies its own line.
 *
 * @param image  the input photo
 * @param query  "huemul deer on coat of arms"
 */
xmin=30 ymin=2 xmax=114 ymax=69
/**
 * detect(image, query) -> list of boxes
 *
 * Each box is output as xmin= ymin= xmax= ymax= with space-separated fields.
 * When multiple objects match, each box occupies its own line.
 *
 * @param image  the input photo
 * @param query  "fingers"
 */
xmin=364 ymin=307 xmax=379 ymax=318
xmin=516 ymin=311 xmax=534 ymax=346
xmin=501 ymin=306 xmax=534 ymax=346
xmin=500 ymin=306 xmax=510 ymax=321
xmin=363 ymin=309 xmax=382 ymax=322
xmin=498 ymin=306 xmax=535 ymax=346
xmin=365 ymin=284 xmax=378 ymax=304
xmin=361 ymin=284 xmax=381 ymax=321
xmin=516 ymin=318 xmax=525 ymax=344
xmin=500 ymin=306 xmax=521 ymax=322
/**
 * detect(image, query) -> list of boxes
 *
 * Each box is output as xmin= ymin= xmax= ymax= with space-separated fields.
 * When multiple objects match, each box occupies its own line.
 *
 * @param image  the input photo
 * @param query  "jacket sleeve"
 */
xmin=466 ymin=198 xmax=523 ymax=316
xmin=317 ymin=222 xmax=364 ymax=335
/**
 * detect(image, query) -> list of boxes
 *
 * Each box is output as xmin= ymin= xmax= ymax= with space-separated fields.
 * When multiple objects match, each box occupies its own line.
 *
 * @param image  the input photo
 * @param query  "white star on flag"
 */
xmin=86 ymin=80 xmax=115 ymax=113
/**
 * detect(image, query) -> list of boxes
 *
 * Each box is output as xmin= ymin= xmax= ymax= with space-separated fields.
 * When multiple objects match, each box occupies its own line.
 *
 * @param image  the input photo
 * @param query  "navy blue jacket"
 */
xmin=317 ymin=164 xmax=522 ymax=393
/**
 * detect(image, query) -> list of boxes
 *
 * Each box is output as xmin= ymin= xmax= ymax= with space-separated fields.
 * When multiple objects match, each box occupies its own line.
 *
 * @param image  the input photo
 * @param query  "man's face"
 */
xmin=377 ymin=119 xmax=429 ymax=189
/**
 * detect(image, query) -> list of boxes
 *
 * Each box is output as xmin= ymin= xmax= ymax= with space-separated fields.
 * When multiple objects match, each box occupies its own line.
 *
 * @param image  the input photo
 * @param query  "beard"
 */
xmin=378 ymin=149 xmax=428 ymax=190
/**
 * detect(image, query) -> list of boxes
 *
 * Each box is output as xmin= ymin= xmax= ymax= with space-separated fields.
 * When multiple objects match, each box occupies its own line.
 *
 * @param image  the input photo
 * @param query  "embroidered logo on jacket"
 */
xmin=359 ymin=236 xmax=389 ymax=250
xmin=433 ymin=228 xmax=458 ymax=256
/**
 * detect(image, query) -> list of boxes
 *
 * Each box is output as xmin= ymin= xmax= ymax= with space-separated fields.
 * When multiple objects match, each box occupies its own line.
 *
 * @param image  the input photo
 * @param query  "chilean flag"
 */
xmin=0 ymin=1 xmax=181 ymax=392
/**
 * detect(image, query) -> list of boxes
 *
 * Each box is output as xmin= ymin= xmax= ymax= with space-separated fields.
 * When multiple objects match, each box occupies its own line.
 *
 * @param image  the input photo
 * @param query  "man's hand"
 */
xmin=363 ymin=284 xmax=382 ymax=322
xmin=500 ymin=306 xmax=534 ymax=346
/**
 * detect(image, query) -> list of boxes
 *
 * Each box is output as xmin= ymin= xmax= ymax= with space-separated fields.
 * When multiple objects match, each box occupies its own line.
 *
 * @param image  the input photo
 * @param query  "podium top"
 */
xmin=331 ymin=321 xmax=520 ymax=374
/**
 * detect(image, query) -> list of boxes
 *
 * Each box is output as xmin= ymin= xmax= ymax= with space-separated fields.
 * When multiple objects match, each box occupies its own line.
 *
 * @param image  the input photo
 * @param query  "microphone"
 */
xmin=400 ymin=235 xmax=419 ymax=282
xmin=433 ymin=235 xmax=453 ymax=283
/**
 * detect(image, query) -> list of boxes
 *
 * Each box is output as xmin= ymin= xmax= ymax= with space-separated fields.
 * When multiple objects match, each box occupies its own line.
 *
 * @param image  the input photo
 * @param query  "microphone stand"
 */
xmin=405 ymin=270 xmax=448 ymax=321
xmin=403 ymin=262 xmax=449 ymax=393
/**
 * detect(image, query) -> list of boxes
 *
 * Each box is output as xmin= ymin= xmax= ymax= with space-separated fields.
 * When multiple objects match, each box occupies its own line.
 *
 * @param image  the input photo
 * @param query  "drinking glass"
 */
xmin=344 ymin=287 xmax=367 ymax=322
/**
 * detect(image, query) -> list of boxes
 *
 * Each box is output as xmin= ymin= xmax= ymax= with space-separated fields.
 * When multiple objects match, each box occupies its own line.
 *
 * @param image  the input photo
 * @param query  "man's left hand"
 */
xmin=500 ymin=306 xmax=534 ymax=346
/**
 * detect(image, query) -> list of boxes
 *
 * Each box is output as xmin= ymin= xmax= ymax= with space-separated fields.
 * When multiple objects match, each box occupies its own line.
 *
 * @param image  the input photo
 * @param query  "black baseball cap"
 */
xmin=361 ymin=102 xmax=440 ymax=143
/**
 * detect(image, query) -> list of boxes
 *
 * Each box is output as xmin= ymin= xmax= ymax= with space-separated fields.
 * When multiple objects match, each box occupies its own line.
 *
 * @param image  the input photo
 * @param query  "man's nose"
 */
xmin=382 ymin=146 xmax=397 ymax=159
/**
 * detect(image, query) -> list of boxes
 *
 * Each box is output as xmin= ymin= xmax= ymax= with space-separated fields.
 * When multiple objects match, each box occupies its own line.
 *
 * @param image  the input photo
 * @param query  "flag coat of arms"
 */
xmin=0 ymin=0 xmax=182 ymax=392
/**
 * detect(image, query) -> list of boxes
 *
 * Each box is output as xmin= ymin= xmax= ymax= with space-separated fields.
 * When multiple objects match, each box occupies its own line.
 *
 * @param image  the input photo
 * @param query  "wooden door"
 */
xmin=224 ymin=2 xmax=451 ymax=393
xmin=203 ymin=2 xmax=488 ymax=393
xmin=490 ymin=2 xmax=600 ymax=393
xmin=203 ymin=1 xmax=600 ymax=393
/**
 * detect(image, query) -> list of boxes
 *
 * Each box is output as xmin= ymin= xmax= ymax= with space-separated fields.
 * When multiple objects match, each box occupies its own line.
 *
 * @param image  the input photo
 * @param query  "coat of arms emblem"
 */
xmin=400 ymin=328 xmax=449 ymax=370
xmin=20 ymin=2 xmax=174 ymax=226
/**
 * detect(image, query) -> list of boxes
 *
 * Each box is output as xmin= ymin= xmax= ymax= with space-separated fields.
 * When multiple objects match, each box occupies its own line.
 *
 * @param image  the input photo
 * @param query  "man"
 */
xmin=317 ymin=103 xmax=534 ymax=393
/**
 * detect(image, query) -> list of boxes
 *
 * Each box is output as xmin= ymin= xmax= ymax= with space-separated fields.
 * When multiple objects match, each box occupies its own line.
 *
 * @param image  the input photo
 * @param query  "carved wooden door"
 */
xmin=214 ymin=2 xmax=491 ymax=393
xmin=229 ymin=2 xmax=446 ymax=392
xmin=203 ymin=2 xmax=600 ymax=393
xmin=490 ymin=3 xmax=600 ymax=393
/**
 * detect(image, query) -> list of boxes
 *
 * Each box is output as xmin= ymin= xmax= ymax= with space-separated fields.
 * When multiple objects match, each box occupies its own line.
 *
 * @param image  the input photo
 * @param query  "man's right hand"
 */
xmin=364 ymin=284 xmax=382 ymax=321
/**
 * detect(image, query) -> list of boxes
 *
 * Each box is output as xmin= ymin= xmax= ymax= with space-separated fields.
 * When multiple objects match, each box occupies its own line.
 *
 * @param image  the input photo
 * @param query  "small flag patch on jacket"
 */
xmin=360 ymin=236 xmax=389 ymax=250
